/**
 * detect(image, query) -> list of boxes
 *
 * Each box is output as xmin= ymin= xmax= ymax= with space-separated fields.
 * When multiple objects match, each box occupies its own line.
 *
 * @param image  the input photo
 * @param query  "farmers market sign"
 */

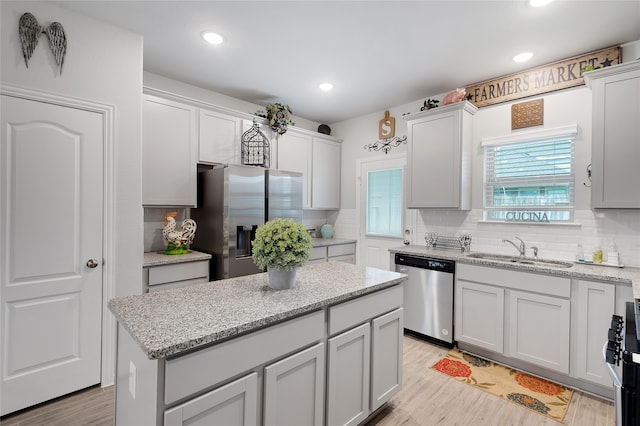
xmin=466 ymin=46 xmax=621 ymax=108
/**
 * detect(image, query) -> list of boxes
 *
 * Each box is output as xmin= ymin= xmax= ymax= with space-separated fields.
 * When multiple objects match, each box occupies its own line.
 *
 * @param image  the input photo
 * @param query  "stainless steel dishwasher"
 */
xmin=394 ymin=253 xmax=454 ymax=347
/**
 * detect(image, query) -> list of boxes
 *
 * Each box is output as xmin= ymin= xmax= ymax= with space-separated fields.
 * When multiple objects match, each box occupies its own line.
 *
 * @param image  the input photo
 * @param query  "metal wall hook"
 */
xmin=583 ymin=163 xmax=592 ymax=187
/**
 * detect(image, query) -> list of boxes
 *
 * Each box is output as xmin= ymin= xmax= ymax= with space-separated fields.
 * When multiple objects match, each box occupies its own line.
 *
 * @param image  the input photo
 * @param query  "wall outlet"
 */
xmin=129 ymin=360 xmax=136 ymax=399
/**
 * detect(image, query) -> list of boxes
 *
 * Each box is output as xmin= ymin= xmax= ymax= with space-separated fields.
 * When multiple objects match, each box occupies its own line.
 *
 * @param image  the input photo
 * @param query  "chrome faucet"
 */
xmin=503 ymin=236 xmax=526 ymax=257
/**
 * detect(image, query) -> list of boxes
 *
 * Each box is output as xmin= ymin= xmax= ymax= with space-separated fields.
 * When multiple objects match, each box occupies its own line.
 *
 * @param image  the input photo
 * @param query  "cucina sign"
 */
xmin=505 ymin=211 xmax=550 ymax=223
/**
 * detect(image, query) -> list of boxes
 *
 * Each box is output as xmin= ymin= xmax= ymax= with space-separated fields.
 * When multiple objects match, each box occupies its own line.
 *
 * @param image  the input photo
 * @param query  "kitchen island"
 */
xmin=109 ymin=262 xmax=407 ymax=426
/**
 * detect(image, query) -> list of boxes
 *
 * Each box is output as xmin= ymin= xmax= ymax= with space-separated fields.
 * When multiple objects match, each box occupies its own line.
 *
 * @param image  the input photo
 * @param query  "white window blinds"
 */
xmin=483 ymin=127 xmax=576 ymax=223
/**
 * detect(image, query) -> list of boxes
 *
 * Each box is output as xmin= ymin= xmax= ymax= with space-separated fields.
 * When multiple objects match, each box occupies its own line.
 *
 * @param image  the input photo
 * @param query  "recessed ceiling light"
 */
xmin=202 ymin=32 xmax=224 ymax=45
xmin=319 ymin=83 xmax=333 ymax=92
xmin=529 ymin=0 xmax=552 ymax=7
xmin=513 ymin=52 xmax=533 ymax=63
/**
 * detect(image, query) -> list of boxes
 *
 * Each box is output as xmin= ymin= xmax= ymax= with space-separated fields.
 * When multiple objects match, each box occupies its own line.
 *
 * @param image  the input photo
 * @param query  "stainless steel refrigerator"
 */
xmin=191 ymin=164 xmax=303 ymax=280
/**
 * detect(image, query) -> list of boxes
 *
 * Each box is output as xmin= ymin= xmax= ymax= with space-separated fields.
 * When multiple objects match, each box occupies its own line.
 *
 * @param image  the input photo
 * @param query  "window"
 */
xmin=366 ymin=168 xmax=403 ymax=237
xmin=483 ymin=125 xmax=576 ymax=223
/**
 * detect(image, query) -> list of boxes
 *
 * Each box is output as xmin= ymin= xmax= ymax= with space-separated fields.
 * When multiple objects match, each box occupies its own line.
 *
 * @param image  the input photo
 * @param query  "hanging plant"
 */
xmin=255 ymin=103 xmax=295 ymax=136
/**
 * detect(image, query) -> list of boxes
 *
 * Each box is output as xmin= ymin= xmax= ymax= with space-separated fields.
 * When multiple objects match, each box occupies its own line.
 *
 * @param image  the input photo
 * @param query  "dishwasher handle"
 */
xmin=397 ymin=266 xmax=410 ymax=274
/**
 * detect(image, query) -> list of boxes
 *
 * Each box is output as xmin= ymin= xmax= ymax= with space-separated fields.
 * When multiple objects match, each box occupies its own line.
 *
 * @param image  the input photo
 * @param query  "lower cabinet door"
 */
xmin=263 ymin=342 xmax=325 ymax=426
xmin=327 ymin=323 xmax=371 ymax=426
xmin=164 ymin=372 xmax=258 ymax=426
xmin=575 ymin=280 xmax=615 ymax=386
xmin=371 ymin=308 xmax=403 ymax=411
xmin=455 ymin=280 xmax=505 ymax=353
xmin=508 ymin=290 xmax=570 ymax=374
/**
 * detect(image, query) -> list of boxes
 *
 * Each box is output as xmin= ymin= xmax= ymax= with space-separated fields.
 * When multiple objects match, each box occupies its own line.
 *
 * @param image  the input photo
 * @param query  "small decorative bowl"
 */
xmin=320 ymin=224 xmax=333 ymax=239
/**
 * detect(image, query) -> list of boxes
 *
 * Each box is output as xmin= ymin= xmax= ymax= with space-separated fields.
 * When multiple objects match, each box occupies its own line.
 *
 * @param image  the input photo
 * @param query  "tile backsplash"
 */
xmin=334 ymin=208 xmax=640 ymax=268
xmin=414 ymin=209 xmax=640 ymax=268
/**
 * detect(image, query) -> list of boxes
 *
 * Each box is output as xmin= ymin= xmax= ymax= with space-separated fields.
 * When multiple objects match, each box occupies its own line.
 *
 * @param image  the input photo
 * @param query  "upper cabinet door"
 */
xmin=404 ymin=101 xmax=476 ymax=209
xmin=277 ymin=130 xmax=312 ymax=209
xmin=311 ymin=137 xmax=341 ymax=210
xmin=142 ymin=95 xmax=197 ymax=207
xmin=199 ymin=109 xmax=242 ymax=165
xmin=585 ymin=61 xmax=640 ymax=208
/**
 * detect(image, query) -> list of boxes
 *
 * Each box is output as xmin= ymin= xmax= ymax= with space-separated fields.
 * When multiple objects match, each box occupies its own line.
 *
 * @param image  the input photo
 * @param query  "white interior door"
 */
xmin=358 ymin=155 xmax=406 ymax=270
xmin=1 ymin=95 xmax=104 ymax=415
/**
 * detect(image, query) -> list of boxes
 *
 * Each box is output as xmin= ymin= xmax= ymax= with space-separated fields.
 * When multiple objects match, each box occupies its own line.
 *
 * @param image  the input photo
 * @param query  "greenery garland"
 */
xmin=255 ymin=103 xmax=295 ymax=135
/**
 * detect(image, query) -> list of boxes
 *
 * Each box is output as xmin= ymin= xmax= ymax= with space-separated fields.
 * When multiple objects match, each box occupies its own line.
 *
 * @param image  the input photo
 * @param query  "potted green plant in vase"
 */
xmin=252 ymin=218 xmax=313 ymax=290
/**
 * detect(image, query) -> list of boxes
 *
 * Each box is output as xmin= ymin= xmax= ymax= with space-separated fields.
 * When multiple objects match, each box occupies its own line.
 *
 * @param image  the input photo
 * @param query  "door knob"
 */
xmin=86 ymin=259 xmax=99 ymax=269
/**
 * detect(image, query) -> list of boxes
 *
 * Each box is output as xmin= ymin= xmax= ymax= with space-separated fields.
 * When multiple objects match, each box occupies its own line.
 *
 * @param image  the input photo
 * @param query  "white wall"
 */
xmin=331 ymin=53 xmax=640 ymax=267
xmin=1 ymin=1 xmax=143 ymax=297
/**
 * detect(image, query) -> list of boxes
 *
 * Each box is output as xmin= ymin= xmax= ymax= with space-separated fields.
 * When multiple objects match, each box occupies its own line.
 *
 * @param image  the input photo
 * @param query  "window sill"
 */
xmin=478 ymin=220 xmax=582 ymax=228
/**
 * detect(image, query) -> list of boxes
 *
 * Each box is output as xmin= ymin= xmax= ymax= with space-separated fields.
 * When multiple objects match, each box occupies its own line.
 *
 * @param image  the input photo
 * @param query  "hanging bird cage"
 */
xmin=241 ymin=118 xmax=270 ymax=167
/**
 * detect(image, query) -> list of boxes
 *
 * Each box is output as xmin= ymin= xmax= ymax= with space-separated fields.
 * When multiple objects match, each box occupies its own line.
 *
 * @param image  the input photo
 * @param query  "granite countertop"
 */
xmin=143 ymin=250 xmax=212 ymax=267
xmin=312 ymin=238 xmax=357 ymax=247
xmin=390 ymin=245 xmax=640 ymax=298
xmin=109 ymin=262 xmax=406 ymax=359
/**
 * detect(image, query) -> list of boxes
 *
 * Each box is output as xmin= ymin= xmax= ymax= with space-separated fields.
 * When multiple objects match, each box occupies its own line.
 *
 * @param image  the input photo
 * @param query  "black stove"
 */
xmin=606 ymin=301 xmax=640 ymax=426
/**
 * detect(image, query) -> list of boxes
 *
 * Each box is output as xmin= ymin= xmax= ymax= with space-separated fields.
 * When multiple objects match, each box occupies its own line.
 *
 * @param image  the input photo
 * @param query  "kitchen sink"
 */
xmin=466 ymin=252 xmax=573 ymax=268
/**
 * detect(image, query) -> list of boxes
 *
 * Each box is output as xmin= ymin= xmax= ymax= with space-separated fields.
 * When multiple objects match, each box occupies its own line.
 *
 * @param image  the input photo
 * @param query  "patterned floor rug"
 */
xmin=431 ymin=349 xmax=573 ymax=423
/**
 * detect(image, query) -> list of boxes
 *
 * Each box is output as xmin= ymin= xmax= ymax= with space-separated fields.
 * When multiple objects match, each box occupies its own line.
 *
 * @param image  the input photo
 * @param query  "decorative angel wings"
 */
xmin=19 ymin=12 xmax=67 ymax=75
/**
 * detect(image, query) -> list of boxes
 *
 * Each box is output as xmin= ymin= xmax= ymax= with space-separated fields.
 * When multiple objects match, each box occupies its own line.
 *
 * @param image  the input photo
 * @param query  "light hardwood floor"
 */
xmin=0 ymin=385 xmax=113 ymax=426
xmin=0 ymin=335 xmax=614 ymax=425
xmin=368 ymin=335 xmax=615 ymax=426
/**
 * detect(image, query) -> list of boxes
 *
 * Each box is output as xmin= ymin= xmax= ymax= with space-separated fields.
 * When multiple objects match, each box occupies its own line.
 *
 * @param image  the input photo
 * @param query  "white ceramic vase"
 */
xmin=267 ymin=267 xmax=298 ymax=290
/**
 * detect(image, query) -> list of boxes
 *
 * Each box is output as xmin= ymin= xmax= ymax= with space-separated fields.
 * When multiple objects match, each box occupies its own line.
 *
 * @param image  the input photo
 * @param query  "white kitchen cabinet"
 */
xmin=327 ymin=323 xmax=371 ymax=426
xmin=403 ymin=101 xmax=477 ymax=209
xmin=455 ymin=263 xmax=571 ymax=374
xmin=263 ymin=342 xmax=325 ymax=426
xmin=455 ymin=279 xmax=505 ymax=353
xmin=508 ymin=290 xmax=570 ymax=374
xmin=114 ymin=280 xmax=404 ymax=426
xmin=143 ymin=260 xmax=209 ymax=293
xmin=142 ymin=95 xmax=198 ymax=206
xmin=277 ymin=129 xmax=342 ymax=210
xmin=585 ymin=60 xmax=640 ymax=208
xmin=310 ymin=242 xmax=357 ymax=265
xmin=326 ymin=286 xmax=404 ymax=426
xmin=164 ymin=372 xmax=258 ymax=426
xmin=370 ymin=308 xmax=403 ymax=412
xmin=198 ymin=108 xmax=242 ymax=165
xmin=574 ymin=279 xmax=615 ymax=387
xmin=308 ymin=246 xmax=328 ymax=265
xmin=277 ymin=130 xmax=312 ymax=208
xmin=311 ymin=136 xmax=341 ymax=210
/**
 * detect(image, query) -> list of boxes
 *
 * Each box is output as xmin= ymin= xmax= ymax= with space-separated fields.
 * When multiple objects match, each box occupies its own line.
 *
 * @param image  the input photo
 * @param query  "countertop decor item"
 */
xmin=252 ymin=217 xmax=313 ymax=289
xmin=162 ymin=211 xmax=197 ymax=255
xmin=441 ymin=88 xmax=467 ymax=105
xmin=432 ymin=349 xmax=573 ymax=422
xmin=255 ymin=103 xmax=295 ymax=136
xmin=19 ymin=12 xmax=67 ymax=74
xmin=421 ymin=98 xmax=439 ymax=110
xmin=241 ymin=118 xmax=270 ymax=167
xmin=320 ymin=223 xmax=333 ymax=239
xmin=318 ymin=124 xmax=331 ymax=135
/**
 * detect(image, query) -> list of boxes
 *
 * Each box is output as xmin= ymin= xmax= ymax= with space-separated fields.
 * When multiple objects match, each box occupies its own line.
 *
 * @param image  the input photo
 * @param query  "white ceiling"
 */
xmin=56 ymin=1 xmax=640 ymax=124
